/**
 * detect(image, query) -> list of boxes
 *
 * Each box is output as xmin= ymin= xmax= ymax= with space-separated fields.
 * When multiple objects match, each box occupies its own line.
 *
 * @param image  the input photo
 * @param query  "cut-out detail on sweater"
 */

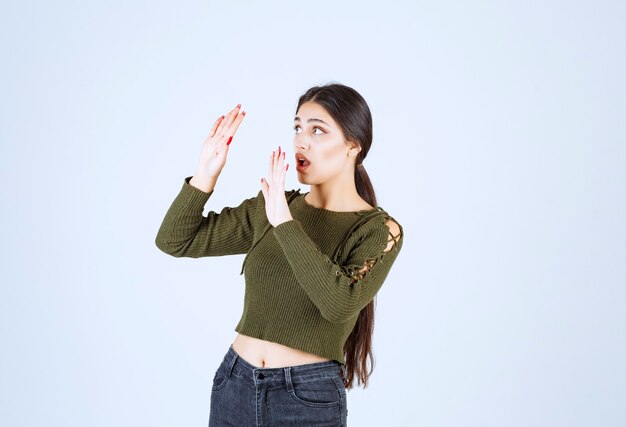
xmin=347 ymin=216 xmax=403 ymax=287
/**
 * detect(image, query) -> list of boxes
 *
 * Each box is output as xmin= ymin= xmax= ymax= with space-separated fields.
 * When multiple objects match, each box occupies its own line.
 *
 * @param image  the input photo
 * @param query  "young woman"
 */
xmin=156 ymin=83 xmax=404 ymax=426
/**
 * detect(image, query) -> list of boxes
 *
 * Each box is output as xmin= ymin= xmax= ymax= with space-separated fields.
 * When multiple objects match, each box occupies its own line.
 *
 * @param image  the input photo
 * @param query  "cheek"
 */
xmin=320 ymin=143 xmax=345 ymax=163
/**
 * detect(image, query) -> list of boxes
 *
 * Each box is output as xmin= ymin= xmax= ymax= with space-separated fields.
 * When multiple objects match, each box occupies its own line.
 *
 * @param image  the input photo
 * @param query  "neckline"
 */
xmin=299 ymin=192 xmax=380 ymax=215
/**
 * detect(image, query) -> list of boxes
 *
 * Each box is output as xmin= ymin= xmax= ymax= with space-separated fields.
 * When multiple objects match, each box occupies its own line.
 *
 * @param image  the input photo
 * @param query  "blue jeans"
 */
xmin=208 ymin=345 xmax=348 ymax=426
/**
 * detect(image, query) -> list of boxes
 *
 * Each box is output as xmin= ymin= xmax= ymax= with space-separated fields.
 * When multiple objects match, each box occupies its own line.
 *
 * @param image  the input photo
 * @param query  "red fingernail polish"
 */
xmin=242 ymin=111 xmax=246 ymax=116
xmin=227 ymin=136 xmax=233 ymax=145
xmin=237 ymin=104 xmax=241 ymax=108
xmin=286 ymin=164 xmax=289 ymax=171
xmin=278 ymin=146 xmax=281 ymax=155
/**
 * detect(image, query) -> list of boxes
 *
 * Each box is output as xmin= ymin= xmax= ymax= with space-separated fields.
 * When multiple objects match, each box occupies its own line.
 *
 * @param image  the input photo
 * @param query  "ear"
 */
xmin=346 ymin=140 xmax=362 ymax=158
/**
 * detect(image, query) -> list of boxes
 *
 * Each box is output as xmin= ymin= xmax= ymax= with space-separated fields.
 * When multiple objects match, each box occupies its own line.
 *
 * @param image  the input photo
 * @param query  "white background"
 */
xmin=1 ymin=1 xmax=624 ymax=426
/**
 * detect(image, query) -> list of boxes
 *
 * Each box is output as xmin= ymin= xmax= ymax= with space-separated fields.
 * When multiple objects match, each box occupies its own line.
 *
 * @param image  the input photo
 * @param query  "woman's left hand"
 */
xmin=261 ymin=145 xmax=293 ymax=227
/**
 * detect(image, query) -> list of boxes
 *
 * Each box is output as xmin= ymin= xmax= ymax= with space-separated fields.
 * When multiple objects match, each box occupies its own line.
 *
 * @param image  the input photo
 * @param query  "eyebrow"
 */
xmin=294 ymin=116 xmax=331 ymax=127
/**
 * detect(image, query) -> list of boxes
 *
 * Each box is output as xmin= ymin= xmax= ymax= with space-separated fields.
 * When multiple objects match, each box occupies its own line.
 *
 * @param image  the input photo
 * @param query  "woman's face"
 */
xmin=293 ymin=101 xmax=359 ymax=185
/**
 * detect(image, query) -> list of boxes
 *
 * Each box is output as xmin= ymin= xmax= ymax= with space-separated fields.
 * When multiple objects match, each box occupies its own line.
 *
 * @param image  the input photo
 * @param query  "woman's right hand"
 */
xmin=197 ymin=104 xmax=246 ymax=178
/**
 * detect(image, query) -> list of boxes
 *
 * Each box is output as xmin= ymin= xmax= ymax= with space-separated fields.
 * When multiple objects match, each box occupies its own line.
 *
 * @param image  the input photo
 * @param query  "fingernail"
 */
xmin=286 ymin=163 xmax=289 ymax=171
xmin=278 ymin=146 xmax=281 ymax=155
xmin=227 ymin=136 xmax=233 ymax=145
xmin=237 ymin=104 xmax=241 ymax=109
xmin=242 ymin=111 xmax=246 ymax=116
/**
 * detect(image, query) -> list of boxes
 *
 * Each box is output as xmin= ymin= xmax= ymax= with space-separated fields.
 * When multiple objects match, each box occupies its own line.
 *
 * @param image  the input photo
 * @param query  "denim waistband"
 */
xmin=222 ymin=344 xmax=344 ymax=388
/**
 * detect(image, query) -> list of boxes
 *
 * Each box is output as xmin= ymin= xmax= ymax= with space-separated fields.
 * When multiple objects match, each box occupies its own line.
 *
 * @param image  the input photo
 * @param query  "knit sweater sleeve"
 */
xmin=272 ymin=215 xmax=404 ymax=323
xmin=155 ymin=176 xmax=259 ymax=258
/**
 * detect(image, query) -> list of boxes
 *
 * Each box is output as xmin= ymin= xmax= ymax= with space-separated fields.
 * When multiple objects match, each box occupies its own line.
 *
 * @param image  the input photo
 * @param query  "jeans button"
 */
xmin=258 ymin=373 xmax=265 ymax=379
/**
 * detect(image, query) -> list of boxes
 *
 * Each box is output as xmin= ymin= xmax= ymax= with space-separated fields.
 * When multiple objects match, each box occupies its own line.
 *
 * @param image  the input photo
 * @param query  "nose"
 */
xmin=294 ymin=137 xmax=307 ymax=151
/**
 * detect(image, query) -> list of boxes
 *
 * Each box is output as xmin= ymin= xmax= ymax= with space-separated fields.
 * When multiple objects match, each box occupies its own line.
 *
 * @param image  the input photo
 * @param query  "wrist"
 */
xmin=189 ymin=172 xmax=217 ymax=193
xmin=274 ymin=216 xmax=294 ymax=227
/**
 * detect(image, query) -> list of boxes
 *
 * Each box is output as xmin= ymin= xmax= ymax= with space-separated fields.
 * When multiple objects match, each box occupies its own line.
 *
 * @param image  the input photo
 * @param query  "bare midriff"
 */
xmin=231 ymin=333 xmax=333 ymax=368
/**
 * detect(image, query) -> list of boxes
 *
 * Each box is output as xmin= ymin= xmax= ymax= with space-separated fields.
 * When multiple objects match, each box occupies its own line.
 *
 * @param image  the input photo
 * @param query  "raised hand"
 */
xmin=196 ymin=104 xmax=246 ymax=178
xmin=260 ymin=145 xmax=293 ymax=227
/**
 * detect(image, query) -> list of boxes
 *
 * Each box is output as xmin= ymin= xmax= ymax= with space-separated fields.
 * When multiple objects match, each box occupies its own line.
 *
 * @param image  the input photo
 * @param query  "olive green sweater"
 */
xmin=155 ymin=176 xmax=404 ymax=365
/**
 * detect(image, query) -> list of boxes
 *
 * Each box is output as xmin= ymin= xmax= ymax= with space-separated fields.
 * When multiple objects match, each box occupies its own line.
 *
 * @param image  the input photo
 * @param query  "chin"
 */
xmin=298 ymin=175 xmax=322 ymax=186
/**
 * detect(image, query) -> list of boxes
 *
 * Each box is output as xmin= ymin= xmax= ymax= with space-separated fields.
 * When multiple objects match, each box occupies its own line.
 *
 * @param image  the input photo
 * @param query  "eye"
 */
xmin=293 ymin=125 xmax=325 ymax=135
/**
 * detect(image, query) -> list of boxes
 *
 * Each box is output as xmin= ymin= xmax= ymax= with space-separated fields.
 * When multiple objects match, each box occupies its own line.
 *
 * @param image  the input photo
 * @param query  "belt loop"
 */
xmin=226 ymin=352 xmax=238 ymax=378
xmin=284 ymin=367 xmax=294 ymax=392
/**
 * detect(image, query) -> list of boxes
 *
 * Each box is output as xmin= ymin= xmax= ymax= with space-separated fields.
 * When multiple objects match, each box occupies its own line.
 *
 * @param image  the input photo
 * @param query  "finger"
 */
xmin=260 ymin=178 xmax=268 ymax=201
xmin=280 ymin=153 xmax=287 ymax=184
xmin=214 ymin=110 xmax=232 ymax=136
xmin=225 ymin=110 xmax=246 ymax=137
xmin=272 ymin=148 xmax=279 ymax=183
xmin=208 ymin=115 xmax=225 ymax=138
xmin=277 ymin=147 xmax=285 ymax=181
xmin=223 ymin=104 xmax=241 ymax=129
xmin=268 ymin=151 xmax=274 ymax=184
xmin=275 ymin=148 xmax=283 ymax=182
xmin=215 ymin=104 xmax=240 ymax=136
xmin=279 ymin=154 xmax=288 ymax=186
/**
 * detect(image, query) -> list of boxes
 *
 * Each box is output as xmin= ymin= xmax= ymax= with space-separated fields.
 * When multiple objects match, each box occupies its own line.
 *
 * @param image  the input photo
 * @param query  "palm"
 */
xmin=197 ymin=104 xmax=245 ymax=177
xmin=201 ymin=137 xmax=229 ymax=177
xmin=261 ymin=146 xmax=293 ymax=227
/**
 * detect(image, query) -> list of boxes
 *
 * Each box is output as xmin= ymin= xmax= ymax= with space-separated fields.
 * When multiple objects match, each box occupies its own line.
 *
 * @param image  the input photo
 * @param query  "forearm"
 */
xmin=155 ymin=176 xmax=214 ymax=256
xmin=272 ymin=219 xmax=401 ymax=323
xmin=155 ymin=176 xmax=259 ymax=258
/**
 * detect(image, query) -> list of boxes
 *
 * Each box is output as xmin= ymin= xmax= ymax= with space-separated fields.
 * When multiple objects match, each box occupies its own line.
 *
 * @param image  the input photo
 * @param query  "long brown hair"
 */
xmin=296 ymin=82 xmax=378 ymax=390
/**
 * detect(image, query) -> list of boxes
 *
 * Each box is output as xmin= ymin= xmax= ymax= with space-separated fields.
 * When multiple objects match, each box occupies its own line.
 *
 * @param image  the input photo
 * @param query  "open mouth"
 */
xmin=296 ymin=155 xmax=311 ymax=171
